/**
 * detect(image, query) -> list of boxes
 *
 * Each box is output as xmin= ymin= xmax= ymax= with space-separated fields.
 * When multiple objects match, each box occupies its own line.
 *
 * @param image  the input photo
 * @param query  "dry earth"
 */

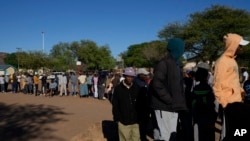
xmin=0 ymin=93 xmax=116 ymax=141
xmin=0 ymin=92 xmax=221 ymax=141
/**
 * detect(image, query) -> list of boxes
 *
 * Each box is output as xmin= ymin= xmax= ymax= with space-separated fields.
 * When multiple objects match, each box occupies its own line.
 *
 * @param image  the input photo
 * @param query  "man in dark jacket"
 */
xmin=134 ymin=68 xmax=151 ymax=141
xmin=150 ymin=38 xmax=187 ymax=141
xmin=112 ymin=67 xmax=141 ymax=141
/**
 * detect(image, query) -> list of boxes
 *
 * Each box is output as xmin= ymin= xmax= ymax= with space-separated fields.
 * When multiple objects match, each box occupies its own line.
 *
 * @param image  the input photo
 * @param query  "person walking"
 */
xmin=150 ymin=38 xmax=187 ymax=141
xmin=112 ymin=67 xmax=141 ymax=141
xmin=213 ymin=33 xmax=250 ymax=140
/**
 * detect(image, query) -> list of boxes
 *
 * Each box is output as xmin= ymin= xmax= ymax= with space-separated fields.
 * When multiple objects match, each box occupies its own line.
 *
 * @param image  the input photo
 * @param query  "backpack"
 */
xmin=192 ymin=85 xmax=214 ymax=114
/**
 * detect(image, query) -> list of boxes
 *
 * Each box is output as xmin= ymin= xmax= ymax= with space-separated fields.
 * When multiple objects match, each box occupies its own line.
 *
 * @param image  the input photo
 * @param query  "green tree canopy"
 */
xmin=122 ymin=40 xmax=166 ymax=68
xmin=50 ymin=42 xmax=75 ymax=70
xmin=75 ymin=40 xmax=115 ymax=70
xmin=158 ymin=5 xmax=250 ymax=63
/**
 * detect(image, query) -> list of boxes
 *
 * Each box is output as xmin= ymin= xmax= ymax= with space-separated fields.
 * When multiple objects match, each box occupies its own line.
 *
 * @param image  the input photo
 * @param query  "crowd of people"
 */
xmin=0 ymin=71 xmax=125 ymax=101
xmin=112 ymin=34 xmax=250 ymax=141
xmin=1 ymin=33 xmax=250 ymax=141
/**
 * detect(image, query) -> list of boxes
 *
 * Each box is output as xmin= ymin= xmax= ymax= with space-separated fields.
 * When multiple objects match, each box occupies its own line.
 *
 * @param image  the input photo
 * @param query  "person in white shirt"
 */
xmin=59 ymin=74 xmax=67 ymax=96
xmin=0 ymin=75 xmax=5 ymax=92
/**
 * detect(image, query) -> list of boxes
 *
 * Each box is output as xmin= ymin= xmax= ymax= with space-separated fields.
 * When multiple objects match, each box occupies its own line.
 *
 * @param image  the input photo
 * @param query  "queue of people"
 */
xmin=0 ymin=71 xmax=125 ymax=101
xmin=1 ymin=34 xmax=250 ymax=141
xmin=111 ymin=34 xmax=250 ymax=141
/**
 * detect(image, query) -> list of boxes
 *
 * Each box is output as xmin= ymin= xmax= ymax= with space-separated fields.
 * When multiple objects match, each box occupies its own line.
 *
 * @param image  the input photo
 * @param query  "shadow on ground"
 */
xmin=0 ymin=102 xmax=69 ymax=141
xmin=102 ymin=120 xmax=119 ymax=141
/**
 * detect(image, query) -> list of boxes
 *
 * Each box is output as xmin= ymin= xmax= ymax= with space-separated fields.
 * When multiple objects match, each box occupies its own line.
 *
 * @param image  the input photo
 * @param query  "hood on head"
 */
xmin=167 ymin=38 xmax=185 ymax=60
xmin=223 ymin=33 xmax=247 ymax=57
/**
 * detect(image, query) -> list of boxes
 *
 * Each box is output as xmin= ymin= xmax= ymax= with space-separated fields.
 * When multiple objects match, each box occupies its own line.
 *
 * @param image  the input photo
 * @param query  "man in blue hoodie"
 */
xmin=150 ymin=38 xmax=187 ymax=141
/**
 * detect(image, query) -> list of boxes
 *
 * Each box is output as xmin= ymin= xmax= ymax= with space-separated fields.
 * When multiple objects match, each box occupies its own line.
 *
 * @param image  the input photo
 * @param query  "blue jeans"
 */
xmin=71 ymin=83 xmax=77 ymax=95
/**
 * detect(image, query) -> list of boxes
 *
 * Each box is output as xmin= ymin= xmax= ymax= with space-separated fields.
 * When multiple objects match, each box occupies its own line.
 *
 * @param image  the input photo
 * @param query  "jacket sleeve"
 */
xmin=112 ymin=86 xmax=120 ymax=122
xmin=213 ymin=61 xmax=234 ymax=108
xmin=152 ymin=61 xmax=173 ymax=104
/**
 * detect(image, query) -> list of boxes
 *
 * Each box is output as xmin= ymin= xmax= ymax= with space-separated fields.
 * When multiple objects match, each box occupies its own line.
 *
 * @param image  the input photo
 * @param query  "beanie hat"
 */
xmin=167 ymin=38 xmax=185 ymax=61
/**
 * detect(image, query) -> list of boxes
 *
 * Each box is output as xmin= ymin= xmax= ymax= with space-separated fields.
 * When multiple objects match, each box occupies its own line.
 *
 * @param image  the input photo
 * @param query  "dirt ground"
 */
xmin=0 ymin=92 xmax=221 ymax=141
xmin=0 ymin=92 xmax=117 ymax=141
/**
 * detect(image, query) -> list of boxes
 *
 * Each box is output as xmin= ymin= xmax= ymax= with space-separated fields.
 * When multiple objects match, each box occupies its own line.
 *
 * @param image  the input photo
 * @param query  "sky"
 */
xmin=0 ymin=0 xmax=249 ymax=58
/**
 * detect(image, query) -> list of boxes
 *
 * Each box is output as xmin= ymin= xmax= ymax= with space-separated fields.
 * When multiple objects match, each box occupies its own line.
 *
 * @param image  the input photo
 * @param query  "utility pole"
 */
xmin=16 ymin=48 xmax=22 ymax=71
xmin=42 ymin=31 xmax=44 ymax=52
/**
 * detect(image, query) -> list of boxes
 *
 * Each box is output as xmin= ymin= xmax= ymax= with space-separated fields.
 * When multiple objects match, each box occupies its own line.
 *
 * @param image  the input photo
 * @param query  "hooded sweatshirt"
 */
xmin=150 ymin=38 xmax=187 ymax=112
xmin=213 ymin=33 xmax=244 ymax=108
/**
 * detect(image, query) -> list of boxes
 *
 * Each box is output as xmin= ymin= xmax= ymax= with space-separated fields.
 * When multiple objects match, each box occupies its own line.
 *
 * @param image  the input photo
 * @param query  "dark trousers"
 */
xmin=223 ymin=102 xmax=250 ymax=141
xmin=98 ymin=85 xmax=105 ymax=99
xmin=178 ymin=111 xmax=194 ymax=141
xmin=4 ymin=82 xmax=8 ymax=92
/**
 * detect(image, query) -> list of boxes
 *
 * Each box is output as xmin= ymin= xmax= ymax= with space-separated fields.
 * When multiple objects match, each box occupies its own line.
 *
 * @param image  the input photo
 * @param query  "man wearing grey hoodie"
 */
xmin=150 ymin=38 xmax=187 ymax=141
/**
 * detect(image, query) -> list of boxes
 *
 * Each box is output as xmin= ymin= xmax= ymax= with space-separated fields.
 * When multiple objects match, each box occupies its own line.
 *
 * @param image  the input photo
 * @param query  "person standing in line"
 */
xmin=33 ymin=72 xmax=39 ymax=96
xmin=11 ymin=73 xmax=18 ymax=93
xmin=112 ymin=67 xmax=141 ymax=141
xmin=243 ymin=75 xmax=250 ymax=104
xmin=41 ymin=74 xmax=47 ymax=95
xmin=65 ymin=72 xmax=70 ymax=94
xmin=17 ymin=72 xmax=21 ymax=92
xmin=59 ymin=73 xmax=68 ymax=96
xmin=213 ymin=33 xmax=250 ymax=140
xmin=0 ymin=75 xmax=5 ymax=93
xmin=47 ymin=79 xmax=57 ymax=97
xmin=192 ymin=63 xmax=217 ymax=141
xmin=86 ymin=73 xmax=94 ymax=96
xmin=78 ymin=72 xmax=88 ymax=98
xmin=70 ymin=72 xmax=78 ymax=96
xmin=93 ymin=73 xmax=98 ymax=98
xmin=98 ymin=72 xmax=107 ymax=100
xmin=241 ymin=68 xmax=249 ymax=86
xmin=4 ymin=74 xmax=9 ymax=92
xmin=134 ymin=68 xmax=151 ymax=141
xmin=178 ymin=70 xmax=195 ymax=141
xmin=27 ymin=74 xmax=33 ymax=94
xmin=150 ymin=38 xmax=187 ymax=141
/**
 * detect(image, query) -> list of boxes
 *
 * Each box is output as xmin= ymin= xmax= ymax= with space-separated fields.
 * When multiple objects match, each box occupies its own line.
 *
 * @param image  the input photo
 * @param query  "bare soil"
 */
xmin=0 ymin=93 xmax=115 ymax=141
xmin=0 ymin=92 xmax=221 ymax=141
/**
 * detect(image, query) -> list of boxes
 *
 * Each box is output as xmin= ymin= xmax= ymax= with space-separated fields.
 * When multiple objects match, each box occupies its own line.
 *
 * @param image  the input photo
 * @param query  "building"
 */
xmin=0 ymin=65 xmax=16 ymax=75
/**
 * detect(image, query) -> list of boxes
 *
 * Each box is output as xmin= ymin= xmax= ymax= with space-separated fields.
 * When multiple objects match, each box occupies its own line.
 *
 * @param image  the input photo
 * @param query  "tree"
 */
xmin=122 ymin=40 xmax=166 ymax=68
xmin=4 ymin=53 xmax=17 ymax=68
xmin=4 ymin=51 xmax=48 ymax=70
xmin=50 ymin=42 xmax=75 ymax=70
xmin=158 ymin=5 xmax=250 ymax=63
xmin=158 ymin=22 xmax=184 ymax=41
xmin=72 ymin=40 xmax=115 ymax=70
